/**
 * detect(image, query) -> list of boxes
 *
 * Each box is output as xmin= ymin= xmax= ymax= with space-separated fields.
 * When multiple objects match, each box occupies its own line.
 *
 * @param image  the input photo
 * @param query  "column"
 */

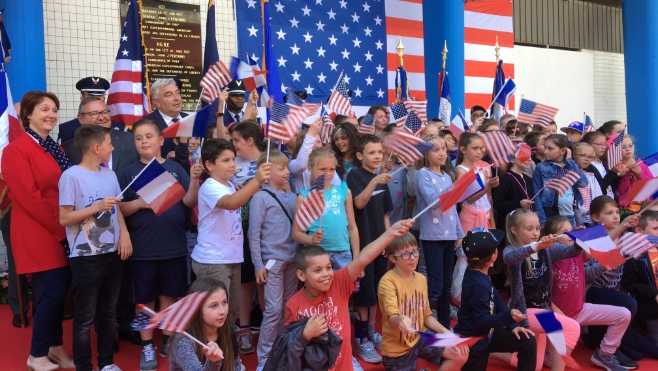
xmin=423 ymin=0 xmax=464 ymax=119
xmin=3 ymin=0 xmax=47 ymax=100
xmin=621 ymin=0 xmax=658 ymax=157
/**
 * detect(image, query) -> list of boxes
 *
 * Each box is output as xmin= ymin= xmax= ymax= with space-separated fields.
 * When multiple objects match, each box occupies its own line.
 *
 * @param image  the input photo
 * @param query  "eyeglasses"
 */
xmin=82 ymin=110 xmax=111 ymax=119
xmin=591 ymin=142 xmax=606 ymax=147
xmin=575 ymin=154 xmax=596 ymax=160
xmin=622 ymin=144 xmax=634 ymax=150
xmin=392 ymin=248 xmax=422 ymax=260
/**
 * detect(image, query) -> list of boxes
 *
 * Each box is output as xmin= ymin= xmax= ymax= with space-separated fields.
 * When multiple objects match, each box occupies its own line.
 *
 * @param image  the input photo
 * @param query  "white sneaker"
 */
xmin=353 ymin=338 xmax=381 ymax=363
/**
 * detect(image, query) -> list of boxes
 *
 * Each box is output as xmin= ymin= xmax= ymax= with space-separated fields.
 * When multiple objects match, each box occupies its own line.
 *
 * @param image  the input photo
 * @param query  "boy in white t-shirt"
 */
xmin=191 ymin=138 xmax=270 ymax=327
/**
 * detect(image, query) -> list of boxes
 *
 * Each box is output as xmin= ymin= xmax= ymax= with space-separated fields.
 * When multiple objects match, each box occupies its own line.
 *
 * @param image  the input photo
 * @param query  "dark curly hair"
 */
xmin=331 ymin=123 xmax=360 ymax=177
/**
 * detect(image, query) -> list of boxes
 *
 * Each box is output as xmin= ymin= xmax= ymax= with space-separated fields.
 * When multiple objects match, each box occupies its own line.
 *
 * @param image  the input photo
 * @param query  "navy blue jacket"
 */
xmin=454 ymin=268 xmax=517 ymax=351
xmin=140 ymin=110 xmax=188 ymax=158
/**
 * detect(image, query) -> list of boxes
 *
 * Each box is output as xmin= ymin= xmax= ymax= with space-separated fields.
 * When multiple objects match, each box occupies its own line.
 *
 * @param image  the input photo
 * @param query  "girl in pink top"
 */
xmin=609 ymin=134 xmax=652 ymax=213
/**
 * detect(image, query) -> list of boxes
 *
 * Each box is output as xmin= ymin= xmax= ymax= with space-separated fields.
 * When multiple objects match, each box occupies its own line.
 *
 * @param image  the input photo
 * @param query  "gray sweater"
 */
xmin=248 ymin=184 xmax=298 ymax=271
xmin=503 ymin=243 xmax=581 ymax=327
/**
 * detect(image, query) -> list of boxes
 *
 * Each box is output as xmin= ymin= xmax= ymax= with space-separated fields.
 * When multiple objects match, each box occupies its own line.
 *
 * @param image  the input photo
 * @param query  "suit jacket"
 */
xmin=57 ymin=118 xmax=126 ymax=144
xmin=223 ymin=109 xmax=245 ymax=127
xmin=1 ymin=132 xmax=68 ymax=274
xmin=141 ymin=110 xmax=188 ymax=158
xmin=62 ymin=129 xmax=139 ymax=177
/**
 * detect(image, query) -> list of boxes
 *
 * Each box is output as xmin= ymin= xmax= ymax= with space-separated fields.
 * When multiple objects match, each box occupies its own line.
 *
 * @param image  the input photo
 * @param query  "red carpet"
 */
xmin=2 ymin=304 xmax=658 ymax=370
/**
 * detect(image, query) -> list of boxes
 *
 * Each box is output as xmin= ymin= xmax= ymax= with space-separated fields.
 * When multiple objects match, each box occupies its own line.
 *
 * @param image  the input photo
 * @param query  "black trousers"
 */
xmin=462 ymin=327 xmax=537 ymax=371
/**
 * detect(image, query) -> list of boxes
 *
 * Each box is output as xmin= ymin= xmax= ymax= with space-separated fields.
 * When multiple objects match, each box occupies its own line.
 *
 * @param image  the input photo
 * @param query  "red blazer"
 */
xmin=2 ymin=132 xmax=68 ymax=274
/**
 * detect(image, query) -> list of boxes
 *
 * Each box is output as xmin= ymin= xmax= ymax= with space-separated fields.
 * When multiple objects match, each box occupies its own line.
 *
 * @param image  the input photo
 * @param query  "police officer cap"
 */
xmin=227 ymin=80 xmax=247 ymax=95
xmin=75 ymin=77 xmax=110 ymax=96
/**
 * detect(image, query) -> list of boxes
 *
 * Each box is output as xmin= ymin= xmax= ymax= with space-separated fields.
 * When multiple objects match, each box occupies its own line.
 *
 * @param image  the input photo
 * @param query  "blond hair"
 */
xmin=505 ymin=208 xmax=537 ymax=285
xmin=415 ymin=134 xmax=454 ymax=180
xmin=308 ymin=147 xmax=337 ymax=184
xmin=257 ymin=150 xmax=289 ymax=168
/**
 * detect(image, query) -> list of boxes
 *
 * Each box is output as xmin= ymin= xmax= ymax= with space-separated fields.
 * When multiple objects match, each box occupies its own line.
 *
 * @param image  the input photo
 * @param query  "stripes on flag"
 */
xmin=294 ymin=187 xmax=325 ymax=232
xmin=382 ymin=129 xmax=435 ymax=164
xmin=200 ymin=60 xmax=233 ymax=104
xmin=544 ymin=170 xmax=581 ymax=197
xmin=107 ymin=0 xmax=150 ymax=128
xmin=131 ymin=159 xmax=187 ymax=215
xmin=319 ymin=106 xmax=335 ymax=144
xmin=327 ymin=71 xmax=355 ymax=118
xmin=620 ymin=179 xmax=658 ymax=204
xmin=606 ymin=131 xmax=625 ymax=170
xmin=449 ymin=111 xmax=469 ymax=138
xmin=439 ymin=168 xmax=478 ymax=213
xmin=359 ymin=113 xmax=375 ymax=135
xmin=533 ymin=311 xmax=581 ymax=369
xmin=404 ymin=111 xmax=425 ymax=136
xmin=583 ymin=114 xmax=597 ymax=133
xmin=464 ymin=1 xmax=514 ymax=115
xmin=517 ymin=99 xmax=558 ymax=128
xmin=146 ymin=292 xmax=209 ymax=333
xmin=481 ymin=131 xmax=517 ymax=168
xmin=643 ymin=152 xmax=658 ymax=178
xmin=618 ymin=232 xmax=656 ymax=259
xmin=566 ymin=225 xmax=626 ymax=270
xmin=403 ymin=100 xmax=427 ymax=122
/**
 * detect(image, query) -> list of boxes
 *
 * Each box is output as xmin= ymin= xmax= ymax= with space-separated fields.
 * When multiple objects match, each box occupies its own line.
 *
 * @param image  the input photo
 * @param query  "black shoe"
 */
xmin=615 ymin=349 xmax=638 ymax=370
xmin=12 ymin=313 xmax=28 ymax=328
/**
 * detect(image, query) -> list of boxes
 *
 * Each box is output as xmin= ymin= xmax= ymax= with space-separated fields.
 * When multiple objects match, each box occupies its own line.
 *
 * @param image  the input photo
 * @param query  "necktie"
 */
xmin=171 ymin=118 xmax=179 ymax=125
xmin=234 ymin=113 xmax=240 ymax=122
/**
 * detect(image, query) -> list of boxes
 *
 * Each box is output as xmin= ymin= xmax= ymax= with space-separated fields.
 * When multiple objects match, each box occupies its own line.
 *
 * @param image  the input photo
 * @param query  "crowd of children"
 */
xmin=12 ymin=96 xmax=658 ymax=371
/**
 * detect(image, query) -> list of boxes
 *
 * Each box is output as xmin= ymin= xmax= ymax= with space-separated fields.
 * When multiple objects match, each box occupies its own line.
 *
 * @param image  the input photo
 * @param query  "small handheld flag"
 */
xmin=403 ymin=100 xmax=427 ymax=122
xmin=404 ymin=111 xmax=425 ymax=136
xmin=200 ymin=60 xmax=233 ymax=104
xmin=481 ymin=131 xmax=517 ymax=168
xmin=533 ymin=311 xmax=581 ymax=369
xmin=382 ymin=129 xmax=435 ymax=164
xmin=544 ymin=170 xmax=581 ymax=197
xmin=620 ymin=179 xmax=658 ymax=204
xmin=129 ymin=159 xmax=187 ymax=215
xmin=449 ymin=111 xmax=469 ymax=138
xmin=566 ymin=225 xmax=625 ymax=270
xmin=617 ymin=232 xmax=656 ymax=259
xmin=642 ymin=152 xmax=658 ymax=178
xmin=606 ymin=131 xmax=625 ymax=170
xmin=390 ymin=102 xmax=409 ymax=127
xmin=517 ymin=99 xmax=558 ymax=128
xmin=358 ymin=113 xmax=375 ymax=135
xmin=417 ymin=331 xmax=481 ymax=348
xmin=162 ymin=105 xmax=212 ymax=138
xmin=583 ymin=114 xmax=596 ymax=134
xmin=294 ymin=175 xmax=327 ymax=231
xmin=439 ymin=169 xmax=478 ymax=213
xmin=327 ymin=71 xmax=355 ymax=117
xmin=319 ymin=106 xmax=335 ymax=144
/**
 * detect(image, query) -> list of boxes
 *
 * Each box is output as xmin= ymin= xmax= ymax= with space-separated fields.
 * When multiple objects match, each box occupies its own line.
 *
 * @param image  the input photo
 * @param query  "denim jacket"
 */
xmin=532 ymin=158 xmax=588 ymax=225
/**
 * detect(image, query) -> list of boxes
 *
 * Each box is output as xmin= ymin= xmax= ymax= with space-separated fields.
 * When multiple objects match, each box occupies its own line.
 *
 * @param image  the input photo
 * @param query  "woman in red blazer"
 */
xmin=2 ymin=91 xmax=75 ymax=371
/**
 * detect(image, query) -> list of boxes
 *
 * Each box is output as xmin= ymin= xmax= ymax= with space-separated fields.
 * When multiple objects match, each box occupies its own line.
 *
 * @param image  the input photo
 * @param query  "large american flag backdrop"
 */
xmin=464 ymin=0 xmax=514 ymax=118
xmin=235 ymin=0 xmax=512 ymax=116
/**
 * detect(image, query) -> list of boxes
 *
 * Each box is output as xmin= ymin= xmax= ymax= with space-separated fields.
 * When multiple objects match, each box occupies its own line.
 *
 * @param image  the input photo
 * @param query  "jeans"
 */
xmin=3 ymin=229 xmax=42 ymax=316
xmin=31 ymin=266 xmax=71 ymax=357
xmin=463 ymin=327 xmax=537 ymax=371
xmin=70 ymin=254 xmax=123 ymax=371
xmin=422 ymin=239 xmax=455 ymax=329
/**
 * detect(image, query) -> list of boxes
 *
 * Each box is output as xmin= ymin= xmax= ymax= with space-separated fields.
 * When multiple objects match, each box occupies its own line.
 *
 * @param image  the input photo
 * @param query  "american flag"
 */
xmin=131 ymin=311 xmax=154 ymax=332
xmin=606 ymin=131 xmax=625 ymax=169
xmin=327 ymin=71 xmax=355 ymax=117
xmin=403 ymin=100 xmax=427 ymax=122
xmin=200 ymin=60 xmax=233 ymax=104
xmin=404 ymin=111 xmax=425 ymax=136
xmin=134 ymin=292 xmax=209 ymax=333
xmin=267 ymin=101 xmax=292 ymax=142
xmin=285 ymin=89 xmax=304 ymax=107
xmin=481 ymin=131 xmax=517 ymax=168
xmin=617 ymin=232 xmax=657 ymax=259
xmin=359 ymin=113 xmax=375 ymax=135
xmin=236 ymin=0 xmax=424 ymax=109
xmin=545 ymin=169 xmax=581 ymax=197
xmin=319 ymin=106 xmax=335 ymax=144
xmin=107 ymin=0 xmax=150 ymax=128
xmin=517 ymin=99 xmax=558 ymax=128
xmin=390 ymin=102 xmax=409 ymax=127
xmin=584 ymin=114 xmax=596 ymax=133
xmin=647 ymin=235 xmax=658 ymax=246
xmin=295 ymin=175 xmax=327 ymax=231
xmin=383 ymin=129 xmax=434 ymax=164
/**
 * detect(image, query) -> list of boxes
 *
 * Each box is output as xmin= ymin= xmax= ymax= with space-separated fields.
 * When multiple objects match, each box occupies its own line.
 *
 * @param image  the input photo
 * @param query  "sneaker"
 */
xmin=353 ymin=339 xmax=382 ymax=363
xmin=450 ymin=305 xmax=459 ymax=321
xmin=352 ymin=356 xmax=365 ymax=371
xmin=237 ymin=329 xmax=255 ymax=354
xmin=591 ymin=348 xmax=626 ymax=371
xmin=99 ymin=365 xmax=122 ymax=371
xmin=250 ymin=325 xmax=260 ymax=335
xmin=159 ymin=340 xmax=169 ymax=357
xmin=140 ymin=344 xmax=158 ymax=371
xmin=369 ymin=332 xmax=382 ymax=351
xmin=614 ymin=349 xmax=638 ymax=370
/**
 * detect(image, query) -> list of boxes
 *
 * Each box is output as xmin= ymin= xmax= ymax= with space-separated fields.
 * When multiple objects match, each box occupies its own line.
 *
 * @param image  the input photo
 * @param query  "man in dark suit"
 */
xmin=62 ymin=97 xmax=139 ymax=176
xmin=223 ymin=79 xmax=248 ymax=128
xmin=140 ymin=78 xmax=188 ymax=158
xmin=57 ymin=76 xmax=127 ymax=144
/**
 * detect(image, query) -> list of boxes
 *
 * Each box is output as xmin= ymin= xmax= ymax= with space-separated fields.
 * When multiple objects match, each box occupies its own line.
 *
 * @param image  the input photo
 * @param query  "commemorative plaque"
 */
xmin=120 ymin=0 xmax=203 ymax=111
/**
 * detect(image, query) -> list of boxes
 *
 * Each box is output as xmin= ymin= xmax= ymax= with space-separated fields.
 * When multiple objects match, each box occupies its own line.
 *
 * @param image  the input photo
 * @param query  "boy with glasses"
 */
xmin=377 ymin=234 xmax=469 ymax=371
xmin=572 ymin=142 xmax=603 ymax=225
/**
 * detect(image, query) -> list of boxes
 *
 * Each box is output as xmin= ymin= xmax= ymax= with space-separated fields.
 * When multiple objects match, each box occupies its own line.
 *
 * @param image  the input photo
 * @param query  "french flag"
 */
xmin=129 ymin=159 xmax=187 ymax=215
xmin=533 ymin=311 xmax=581 ymax=369
xmin=566 ymin=225 xmax=625 ymax=270
xmin=643 ymin=152 xmax=658 ymax=178
xmin=229 ymin=56 xmax=267 ymax=92
xmin=457 ymin=172 xmax=485 ymax=204
xmin=162 ymin=105 xmax=212 ymax=139
xmin=619 ymin=178 xmax=658 ymax=205
xmin=417 ymin=331 xmax=481 ymax=348
xmin=439 ymin=168 xmax=478 ymax=213
xmin=449 ymin=111 xmax=469 ymax=138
